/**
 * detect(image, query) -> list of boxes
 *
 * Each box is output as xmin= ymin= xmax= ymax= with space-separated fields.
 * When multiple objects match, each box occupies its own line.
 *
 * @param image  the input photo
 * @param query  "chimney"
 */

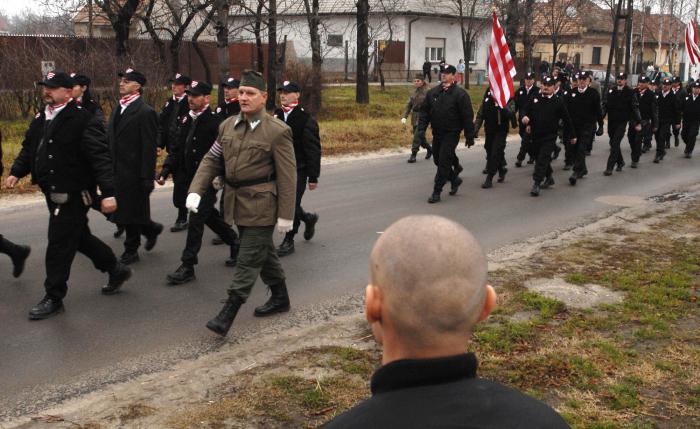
xmin=645 ymin=6 xmax=651 ymax=15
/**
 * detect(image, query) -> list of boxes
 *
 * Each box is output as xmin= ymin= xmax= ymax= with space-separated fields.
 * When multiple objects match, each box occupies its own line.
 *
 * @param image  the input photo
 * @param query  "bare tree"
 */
xmin=266 ymin=0 xmax=278 ymax=110
xmin=504 ymin=0 xmax=520 ymax=57
xmin=522 ymin=0 xmax=536 ymax=72
xmin=213 ymin=0 xmax=231 ymax=103
xmin=356 ymin=0 xmax=370 ymax=104
xmin=303 ymin=0 xmax=322 ymax=114
xmin=95 ymin=0 xmax=141 ymax=58
xmin=451 ymin=0 xmax=489 ymax=88
xmin=531 ymin=0 xmax=585 ymax=64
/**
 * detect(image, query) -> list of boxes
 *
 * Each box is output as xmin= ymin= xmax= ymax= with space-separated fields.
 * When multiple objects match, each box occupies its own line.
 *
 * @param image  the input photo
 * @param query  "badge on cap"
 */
xmin=47 ymin=72 xmax=55 ymax=79
xmin=192 ymin=81 xmax=199 ymax=87
xmin=126 ymin=68 xmax=134 ymax=73
xmin=284 ymin=80 xmax=290 ymax=86
xmin=176 ymin=73 xmax=181 ymax=79
xmin=70 ymin=73 xmax=76 ymax=78
xmin=228 ymin=78 xmax=234 ymax=82
xmin=534 ymin=98 xmax=539 ymax=103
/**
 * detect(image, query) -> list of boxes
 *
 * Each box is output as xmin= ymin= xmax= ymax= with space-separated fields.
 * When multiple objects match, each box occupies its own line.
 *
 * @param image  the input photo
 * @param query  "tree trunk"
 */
xmin=304 ymin=0 xmax=322 ymax=115
xmin=111 ymin=0 xmax=140 ymax=59
xmin=505 ymin=0 xmax=520 ymax=58
xmin=214 ymin=0 xmax=230 ymax=103
xmin=356 ymin=0 xmax=370 ymax=104
xmin=254 ymin=0 xmax=264 ymax=73
xmin=266 ymin=0 xmax=278 ymax=111
xmin=522 ymin=0 xmax=535 ymax=72
xmin=169 ymin=40 xmax=181 ymax=74
xmin=463 ymin=34 xmax=472 ymax=89
xmin=193 ymin=9 xmax=216 ymax=84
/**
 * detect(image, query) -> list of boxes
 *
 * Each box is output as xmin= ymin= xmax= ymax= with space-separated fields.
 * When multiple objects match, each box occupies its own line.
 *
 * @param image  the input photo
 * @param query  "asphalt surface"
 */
xmin=0 ymin=138 xmax=698 ymax=418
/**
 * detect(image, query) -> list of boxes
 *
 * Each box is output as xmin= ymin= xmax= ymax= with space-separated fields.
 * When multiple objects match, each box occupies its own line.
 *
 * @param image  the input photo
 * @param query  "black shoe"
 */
xmin=225 ymin=240 xmax=240 ymax=267
xmin=29 ymin=297 xmax=64 ymax=320
xmin=277 ymin=237 xmax=295 ymax=257
xmin=674 ymin=136 xmax=679 ymax=147
xmin=119 ymin=251 xmax=139 ymax=265
xmin=425 ymin=146 xmax=433 ymax=159
xmin=482 ymin=168 xmax=488 ymax=174
xmin=616 ymin=165 xmax=623 ymax=172
xmin=102 ymin=263 xmax=132 ymax=294
xmin=114 ymin=225 xmax=125 ymax=238
xmin=530 ymin=182 xmax=541 ymax=197
xmin=631 ymin=161 xmax=638 ymax=168
xmin=604 ymin=169 xmax=613 ymax=176
xmin=428 ymin=192 xmax=441 ymax=203
xmin=515 ymin=160 xmax=523 ymax=168
xmin=212 ymin=236 xmax=225 ymax=246
xmin=254 ymin=282 xmax=291 ymax=317
xmin=8 ymin=243 xmax=31 ymax=278
xmin=407 ymin=153 xmax=417 ymax=163
xmin=569 ymin=174 xmax=577 ymax=186
xmin=563 ymin=164 xmax=572 ymax=171
xmin=585 ymin=150 xmax=591 ymax=156
xmin=454 ymin=164 xmax=464 ymax=176
xmin=685 ymin=152 xmax=692 ymax=158
xmin=576 ymin=171 xmax=586 ymax=179
xmin=481 ymin=176 xmax=493 ymax=189
xmin=665 ymin=142 xmax=671 ymax=149
xmin=144 ymin=223 xmax=164 ymax=251
xmin=552 ymin=146 xmax=561 ymax=160
xmin=303 ymin=213 xmax=318 ymax=241
xmin=166 ymin=264 xmax=195 ymax=285
xmin=653 ymin=156 xmax=660 ymax=163
xmin=541 ymin=176 xmax=555 ymax=189
xmin=498 ymin=167 xmax=508 ymax=183
xmin=527 ymin=158 xmax=535 ymax=164
xmin=449 ymin=177 xmax=463 ymax=195
xmin=170 ymin=220 xmax=188 ymax=232
xmin=206 ymin=296 xmax=243 ymax=337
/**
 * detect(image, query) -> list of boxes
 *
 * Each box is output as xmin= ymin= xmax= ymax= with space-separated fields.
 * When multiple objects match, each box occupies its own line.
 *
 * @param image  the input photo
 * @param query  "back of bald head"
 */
xmin=370 ymin=216 xmax=488 ymax=348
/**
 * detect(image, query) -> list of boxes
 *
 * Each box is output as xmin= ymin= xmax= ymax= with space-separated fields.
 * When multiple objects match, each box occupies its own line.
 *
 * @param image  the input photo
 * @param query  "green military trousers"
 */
xmin=228 ymin=225 xmax=286 ymax=301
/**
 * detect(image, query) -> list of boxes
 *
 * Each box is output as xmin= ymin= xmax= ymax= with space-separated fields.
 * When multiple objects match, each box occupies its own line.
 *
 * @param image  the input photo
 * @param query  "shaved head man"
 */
xmin=322 ymin=216 xmax=570 ymax=429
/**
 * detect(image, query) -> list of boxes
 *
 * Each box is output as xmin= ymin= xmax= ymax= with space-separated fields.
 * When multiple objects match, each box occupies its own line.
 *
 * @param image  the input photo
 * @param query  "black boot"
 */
xmin=277 ymin=237 xmax=295 ymax=257
xmin=1 ymin=237 xmax=31 ymax=278
xmin=631 ymin=161 xmax=638 ymax=168
xmin=29 ymin=296 xmax=64 ymax=320
xmin=206 ymin=295 xmax=243 ymax=336
xmin=497 ymin=167 xmax=508 ymax=183
xmin=527 ymin=157 xmax=535 ymax=164
xmin=552 ymin=145 xmax=561 ymax=160
xmin=114 ymin=225 xmax=125 ymax=238
xmin=530 ymin=182 xmax=541 ymax=197
xmin=145 ymin=223 xmax=164 ymax=251
xmin=425 ymin=145 xmax=433 ymax=159
xmin=303 ymin=213 xmax=319 ymax=241
xmin=102 ymin=262 xmax=132 ymax=294
xmin=254 ymin=282 xmax=291 ymax=317
xmin=428 ymin=192 xmax=441 ymax=203
xmin=653 ymin=155 xmax=661 ymax=163
xmin=166 ymin=263 xmax=195 ymax=285
xmin=449 ymin=177 xmax=463 ymax=196
xmin=407 ymin=152 xmax=417 ymax=163
xmin=170 ymin=219 xmax=188 ymax=232
xmin=541 ymin=176 xmax=555 ymax=189
xmin=569 ymin=173 xmax=577 ymax=186
xmin=119 ymin=251 xmax=140 ymax=265
xmin=481 ymin=175 xmax=493 ymax=189
xmin=674 ymin=135 xmax=680 ymax=147
xmin=225 ymin=239 xmax=240 ymax=267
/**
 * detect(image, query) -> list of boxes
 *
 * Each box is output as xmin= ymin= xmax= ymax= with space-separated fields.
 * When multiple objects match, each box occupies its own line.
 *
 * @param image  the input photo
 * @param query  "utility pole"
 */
xmin=604 ymin=0 xmax=625 ymax=98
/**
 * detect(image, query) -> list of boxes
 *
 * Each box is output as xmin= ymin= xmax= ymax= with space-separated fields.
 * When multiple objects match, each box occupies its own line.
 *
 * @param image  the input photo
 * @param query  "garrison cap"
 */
xmin=70 ymin=73 xmax=91 ymax=87
xmin=542 ymin=75 xmax=556 ymax=86
xmin=616 ymin=72 xmax=627 ymax=80
xmin=277 ymin=80 xmax=302 ymax=92
xmin=639 ymin=76 xmax=650 ymax=83
xmin=414 ymin=73 xmax=425 ymax=80
xmin=37 ymin=71 xmax=74 ymax=89
xmin=524 ymin=72 xmax=536 ymax=79
xmin=186 ymin=80 xmax=212 ymax=96
xmin=169 ymin=73 xmax=192 ymax=86
xmin=222 ymin=77 xmax=240 ymax=88
xmin=443 ymin=64 xmax=457 ymax=74
xmin=118 ymin=68 xmax=147 ymax=85
xmin=239 ymin=70 xmax=266 ymax=91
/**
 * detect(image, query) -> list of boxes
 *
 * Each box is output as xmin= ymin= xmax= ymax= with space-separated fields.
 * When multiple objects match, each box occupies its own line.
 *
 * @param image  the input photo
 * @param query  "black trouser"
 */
xmin=574 ymin=124 xmax=594 ymax=175
xmin=44 ymin=195 xmax=117 ymax=301
xmin=564 ymin=129 xmax=576 ymax=166
xmin=432 ymin=132 xmax=460 ymax=193
xmin=0 ymin=234 xmax=16 ymax=257
xmin=532 ymin=135 xmax=556 ymax=183
xmin=626 ymin=120 xmax=649 ymax=163
xmin=682 ymin=121 xmax=699 ymax=154
xmin=411 ymin=125 xmax=431 ymax=153
xmin=172 ymin=171 xmax=188 ymax=222
xmin=606 ymin=121 xmax=628 ymax=170
xmin=423 ymin=71 xmax=431 ymax=83
xmin=181 ymin=187 xmax=237 ymax=266
xmin=286 ymin=172 xmax=309 ymax=241
xmin=655 ymin=123 xmax=672 ymax=158
xmin=516 ymin=124 xmax=534 ymax=162
xmin=485 ymin=130 xmax=507 ymax=176
xmin=124 ymin=221 xmax=161 ymax=253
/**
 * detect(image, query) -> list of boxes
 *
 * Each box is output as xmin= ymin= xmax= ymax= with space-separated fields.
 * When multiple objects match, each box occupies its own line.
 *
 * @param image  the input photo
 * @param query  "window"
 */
xmin=468 ymin=43 xmax=477 ymax=63
xmin=327 ymin=34 xmax=343 ymax=47
xmin=592 ymin=46 xmax=602 ymax=64
xmin=425 ymin=38 xmax=445 ymax=62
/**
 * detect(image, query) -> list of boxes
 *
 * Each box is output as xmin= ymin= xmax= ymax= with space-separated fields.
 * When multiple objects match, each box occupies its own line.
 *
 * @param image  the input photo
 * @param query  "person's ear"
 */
xmin=364 ymin=283 xmax=382 ymax=325
xmin=477 ymin=285 xmax=497 ymax=322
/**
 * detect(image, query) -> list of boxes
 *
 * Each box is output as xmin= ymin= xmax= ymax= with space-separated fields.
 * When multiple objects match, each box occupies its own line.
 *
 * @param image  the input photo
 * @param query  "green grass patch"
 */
xmin=520 ymin=291 xmax=567 ymax=318
xmin=607 ymin=377 xmax=642 ymax=410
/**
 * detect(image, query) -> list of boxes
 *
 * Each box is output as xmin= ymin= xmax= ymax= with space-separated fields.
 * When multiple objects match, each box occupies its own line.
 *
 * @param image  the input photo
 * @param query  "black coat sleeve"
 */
xmin=473 ymin=101 xmax=485 ymax=136
xmin=9 ymin=118 xmax=37 ymax=179
xmin=630 ymin=91 xmax=642 ymax=123
xmin=594 ymin=91 xmax=604 ymax=128
xmin=302 ymin=116 xmax=322 ymax=182
xmin=417 ymin=91 xmax=432 ymax=134
xmin=140 ymin=108 xmax=158 ymax=181
xmin=81 ymin=114 xmax=115 ymax=198
xmin=460 ymin=90 xmax=475 ymax=139
xmin=559 ymin=99 xmax=576 ymax=139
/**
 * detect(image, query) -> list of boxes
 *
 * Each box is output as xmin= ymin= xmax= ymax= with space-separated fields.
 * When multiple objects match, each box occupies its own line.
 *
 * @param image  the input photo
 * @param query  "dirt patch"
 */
xmin=524 ymin=277 xmax=625 ymax=309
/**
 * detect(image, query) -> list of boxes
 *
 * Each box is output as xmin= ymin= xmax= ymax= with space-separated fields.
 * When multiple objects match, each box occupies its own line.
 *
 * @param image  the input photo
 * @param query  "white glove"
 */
xmin=185 ymin=193 xmax=201 ymax=213
xmin=277 ymin=218 xmax=293 ymax=234
xmin=401 ymin=117 xmax=407 ymax=125
xmin=212 ymin=175 xmax=224 ymax=191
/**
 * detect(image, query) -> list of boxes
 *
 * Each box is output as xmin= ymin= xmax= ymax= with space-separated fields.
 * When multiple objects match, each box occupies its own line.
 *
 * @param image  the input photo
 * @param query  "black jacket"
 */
xmin=682 ymin=93 xmax=700 ymax=124
xmin=523 ymin=93 xmax=576 ymax=140
xmin=78 ymin=96 xmax=105 ymax=125
xmin=603 ymin=85 xmax=642 ymax=124
xmin=514 ymin=84 xmax=539 ymax=120
xmin=322 ymin=354 xmax=570 ymax=429
xmin=10 ymin=101 xmax=114 ymax=198
xmin=107 ymin=97 xmax=158 ymax=224
xmin=273 ymin=106 xmax=321 ymax=182
xmin=158 ymin=95 xmax=189 ymax=151
xmin=216 ymin=100 xmax=241 ymax=120
xmin=162 ymin=107 xmax=221 ymax=184
xmin=656 ymin=91 xmax=682 ymax=125
xmin=564 ymin=86 xmax=604 ymax=131
xmin=418 ymin=83 xmax=474 ymax=139
xmin=635 ymin=88 xmax=658 ymax=128
xmin=474 ymin=89 xmax=516 ymax=135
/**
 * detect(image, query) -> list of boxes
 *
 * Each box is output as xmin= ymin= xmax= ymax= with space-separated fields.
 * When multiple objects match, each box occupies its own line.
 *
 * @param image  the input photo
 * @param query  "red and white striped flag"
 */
xmin=488 ymin=11 xmax=516 ymax=108
xmin=685 ymin=20 xmax=700 ymax=65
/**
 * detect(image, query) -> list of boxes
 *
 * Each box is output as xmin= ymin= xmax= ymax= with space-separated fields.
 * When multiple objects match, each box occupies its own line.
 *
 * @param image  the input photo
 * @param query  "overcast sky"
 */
xmin=1 ymin=1 xmax=44 ymax=17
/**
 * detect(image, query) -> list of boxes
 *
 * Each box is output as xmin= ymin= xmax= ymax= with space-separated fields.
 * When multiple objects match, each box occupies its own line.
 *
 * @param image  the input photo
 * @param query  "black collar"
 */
xmin=371 ymin=353 xmax=478 ymax=395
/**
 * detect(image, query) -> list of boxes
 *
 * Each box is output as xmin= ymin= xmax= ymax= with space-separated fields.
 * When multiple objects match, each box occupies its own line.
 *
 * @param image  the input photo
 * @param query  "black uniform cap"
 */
xmin=524 ymin=72 xmax=536 ymax=79
xmin=169 ymin=73 xmax=192 ymax=85
xmin=662 ymin=77 xmax=672 ymax=85
xmin=443 ymin=64 xmax=457 ymax=74
xmin=639 ymin=76 xmax=650 ymax=83
xmin=37 ymin=71 xmax=74 ymax=89
xmin=185 ymin=80 xmax=212 ymax=96
xmin=118 ymin=68 xmax=147 ymax=85
xmin=578 ymin=70 xmax=591 ymax=79
xmin=277 ymin=80 xmax=302 ymax=92
xmin=70 ymin=73 xmax=91 ymax=87
xmin=672 ymin=76 xmax=681 ymax=84
xmin=542 ymin=75 xmax=556 ymax=86
xmin=691 ymin=81 xmax=700 ymax=88
xmin=616 ymin=72 xmax=627 ymax=80
xmin=222 ymin=77 xmax=240 ymax=88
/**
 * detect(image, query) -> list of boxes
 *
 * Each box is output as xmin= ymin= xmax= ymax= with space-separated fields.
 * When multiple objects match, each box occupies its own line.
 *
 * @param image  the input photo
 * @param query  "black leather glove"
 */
xmin=465 ymin=137 xmax=475 ymax=148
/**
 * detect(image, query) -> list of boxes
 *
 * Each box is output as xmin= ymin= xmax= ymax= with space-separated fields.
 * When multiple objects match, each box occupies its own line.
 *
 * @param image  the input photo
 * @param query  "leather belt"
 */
xmin=225 ymin=173 xmax=276 ymax=189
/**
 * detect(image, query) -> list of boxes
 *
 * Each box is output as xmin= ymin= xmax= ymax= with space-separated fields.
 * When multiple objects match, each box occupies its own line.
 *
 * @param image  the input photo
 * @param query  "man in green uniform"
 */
xmin=402 ymin=74 xmax=432 ymax=163
xmin=187 ymin=70 xmax=297 ymax=337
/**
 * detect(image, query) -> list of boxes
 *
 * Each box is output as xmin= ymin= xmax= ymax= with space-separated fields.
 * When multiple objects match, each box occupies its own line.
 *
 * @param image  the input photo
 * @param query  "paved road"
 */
xmin=0 ymin=138 xmax=697 ymax=417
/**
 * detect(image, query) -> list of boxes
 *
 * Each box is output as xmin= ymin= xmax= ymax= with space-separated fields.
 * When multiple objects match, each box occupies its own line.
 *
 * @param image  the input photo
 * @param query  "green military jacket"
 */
xmin=403 ymin=85 xmax=429 ymax=127
xmin=189 ymin=109 xmax=297 ymax=227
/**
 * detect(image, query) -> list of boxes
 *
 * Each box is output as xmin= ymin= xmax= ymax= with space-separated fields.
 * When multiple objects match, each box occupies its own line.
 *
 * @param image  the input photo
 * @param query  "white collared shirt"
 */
xmin=45 ymin=102 xmax=70 ymax=121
